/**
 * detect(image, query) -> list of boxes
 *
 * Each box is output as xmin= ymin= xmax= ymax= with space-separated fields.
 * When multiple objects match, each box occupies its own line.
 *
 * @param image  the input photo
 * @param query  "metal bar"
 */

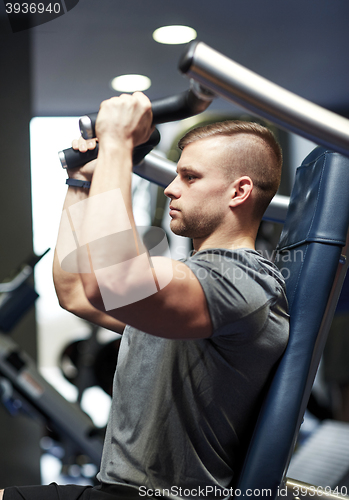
xmin=263 ymin=194 xmax=290 ymax=224
xmin=134 ymin=152 xmax=290 ymax=223
xmin=285 ymin=477 xmax=349 ymax=500
xmin=133 ymin=152 xmax=176 ymax=188
xmin=179 ymin=42 xmax=349 ymax=157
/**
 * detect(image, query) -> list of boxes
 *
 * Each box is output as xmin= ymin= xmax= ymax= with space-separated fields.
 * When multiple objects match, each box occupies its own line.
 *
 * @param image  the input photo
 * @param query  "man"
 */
xmin=1 ymin=93 xmax=289 ymax=500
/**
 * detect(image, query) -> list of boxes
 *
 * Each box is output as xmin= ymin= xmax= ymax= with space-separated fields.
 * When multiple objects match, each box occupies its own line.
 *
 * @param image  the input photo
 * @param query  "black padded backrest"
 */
xmin=236 ymin=147 xmax=349 ymax=498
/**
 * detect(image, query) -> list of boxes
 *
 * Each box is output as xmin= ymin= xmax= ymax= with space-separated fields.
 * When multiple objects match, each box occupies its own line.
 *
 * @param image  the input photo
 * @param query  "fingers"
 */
xmin=72 ymin=137 xmax=97 ymax=152
xmin=99 ymin=92 xmax=151 ymax=119
xmin=132 ymin=91 xmax=152 ymax=109
xmin=95 ymin=92 xmax=153 ymax=148
xmin=69 ymin=137 xmax=98 ymax=181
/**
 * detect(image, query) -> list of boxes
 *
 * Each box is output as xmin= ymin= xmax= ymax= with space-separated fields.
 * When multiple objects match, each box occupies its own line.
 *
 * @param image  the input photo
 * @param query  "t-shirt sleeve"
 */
xmin=183 ymin=253 xmax=274 ymax=338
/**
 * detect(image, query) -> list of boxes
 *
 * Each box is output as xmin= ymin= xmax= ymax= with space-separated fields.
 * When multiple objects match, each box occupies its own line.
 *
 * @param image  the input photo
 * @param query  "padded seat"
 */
xmin=236 ymin=148 xmax=349 ymax=498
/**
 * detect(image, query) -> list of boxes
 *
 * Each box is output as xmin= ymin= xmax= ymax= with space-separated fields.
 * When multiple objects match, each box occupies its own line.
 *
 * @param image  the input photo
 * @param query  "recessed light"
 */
xmin=111 ymin=74 xmax=151 ymax=93
xmin=152 ymin=25 xmax=197 ymax=45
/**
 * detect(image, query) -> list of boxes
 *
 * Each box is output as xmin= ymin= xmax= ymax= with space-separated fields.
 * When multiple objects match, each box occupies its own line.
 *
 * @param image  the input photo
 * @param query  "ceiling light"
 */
xmin=152 ymin=25 xmax=197 ymax=45
xmin=111 ymin=74 xmax=151 ymax=93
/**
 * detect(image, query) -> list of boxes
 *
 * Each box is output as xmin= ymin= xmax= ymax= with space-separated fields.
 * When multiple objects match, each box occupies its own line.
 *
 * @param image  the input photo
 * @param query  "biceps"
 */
xmin=105 ymin=258 xmax=213 ymax=339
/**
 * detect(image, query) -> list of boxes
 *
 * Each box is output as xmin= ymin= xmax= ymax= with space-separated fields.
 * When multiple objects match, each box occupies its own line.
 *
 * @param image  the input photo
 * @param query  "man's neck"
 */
xmin=193 ymin=234 xmax=256 ymax=253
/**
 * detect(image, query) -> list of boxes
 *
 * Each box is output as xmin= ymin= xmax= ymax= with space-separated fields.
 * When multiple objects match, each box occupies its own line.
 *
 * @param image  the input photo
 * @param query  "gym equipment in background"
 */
xmin=0 ymin=255 xmax=104 ymax=467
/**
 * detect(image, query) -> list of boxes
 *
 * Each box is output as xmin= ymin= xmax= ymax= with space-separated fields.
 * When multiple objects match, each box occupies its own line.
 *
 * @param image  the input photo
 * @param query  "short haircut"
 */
xmin=178 ymin=120 xmax=283 ymax=220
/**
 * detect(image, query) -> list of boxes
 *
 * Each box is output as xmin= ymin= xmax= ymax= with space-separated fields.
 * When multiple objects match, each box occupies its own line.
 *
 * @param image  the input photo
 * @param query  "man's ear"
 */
xmin=229 ymin=176 xmax=253 ymax=208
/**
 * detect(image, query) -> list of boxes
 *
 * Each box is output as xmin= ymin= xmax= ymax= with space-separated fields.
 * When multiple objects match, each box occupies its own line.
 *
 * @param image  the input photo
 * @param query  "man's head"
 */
xmin=164 ymin=120 xmax=282 ymax=246
xmin=178 ymin=120 xmax=282 ymax=218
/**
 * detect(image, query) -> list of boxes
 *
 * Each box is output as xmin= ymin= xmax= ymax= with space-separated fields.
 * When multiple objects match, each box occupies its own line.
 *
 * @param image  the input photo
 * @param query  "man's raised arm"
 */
xmin=53 ymin=137 xmax=125 ymax=334
xmin=74 ymin=92 xmax=213 ymax=340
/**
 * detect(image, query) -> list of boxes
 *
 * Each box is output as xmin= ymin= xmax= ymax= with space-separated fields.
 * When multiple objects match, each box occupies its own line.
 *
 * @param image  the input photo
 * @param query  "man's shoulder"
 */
xmin=183 ymin=248 xmax=285 ymax=287
xmin=180 ymin=247 xmax=288 ymax=335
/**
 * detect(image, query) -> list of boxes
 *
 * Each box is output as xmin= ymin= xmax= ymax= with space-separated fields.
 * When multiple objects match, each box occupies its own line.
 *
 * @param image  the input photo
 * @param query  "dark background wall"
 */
xmin=0 ymin=17 xmax=41 ymax=487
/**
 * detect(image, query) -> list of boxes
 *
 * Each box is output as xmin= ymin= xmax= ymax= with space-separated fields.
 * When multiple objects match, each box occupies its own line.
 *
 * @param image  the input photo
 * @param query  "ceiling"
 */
xmin=1 ymin=0 xmax=349 ymax=121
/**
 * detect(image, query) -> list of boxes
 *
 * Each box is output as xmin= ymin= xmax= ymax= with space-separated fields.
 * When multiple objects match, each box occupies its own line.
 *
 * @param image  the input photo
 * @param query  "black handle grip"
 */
xmin=59 ymin=129 xmax=161 ymax=170
xmin=59 ymin=145 xmax=99 ymax=169
xmin=79 ymin=87 xmax=213 ymax=140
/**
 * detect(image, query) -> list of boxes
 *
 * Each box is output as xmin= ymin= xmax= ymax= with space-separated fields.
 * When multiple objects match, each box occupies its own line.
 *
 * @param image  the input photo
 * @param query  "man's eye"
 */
xmin=187 ymin=175 xmax=195 ymax=181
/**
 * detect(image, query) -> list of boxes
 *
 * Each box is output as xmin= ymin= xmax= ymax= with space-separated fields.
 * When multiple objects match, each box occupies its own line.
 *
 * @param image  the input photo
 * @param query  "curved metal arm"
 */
xmin=179 ymin=41 xmax=349 ymax=156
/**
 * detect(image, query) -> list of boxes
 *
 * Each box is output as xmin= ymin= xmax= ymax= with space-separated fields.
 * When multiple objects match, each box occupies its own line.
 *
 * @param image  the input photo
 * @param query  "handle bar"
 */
xmin=59 ymin=128 xmax=161 ymax=170
xmin=79 ymin=82 xmax=214 ymax=140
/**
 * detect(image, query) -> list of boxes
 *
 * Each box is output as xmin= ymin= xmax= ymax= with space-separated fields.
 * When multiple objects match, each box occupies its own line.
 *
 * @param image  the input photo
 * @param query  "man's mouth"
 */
xmin=169 ymin=205 xmax=180 ymax=216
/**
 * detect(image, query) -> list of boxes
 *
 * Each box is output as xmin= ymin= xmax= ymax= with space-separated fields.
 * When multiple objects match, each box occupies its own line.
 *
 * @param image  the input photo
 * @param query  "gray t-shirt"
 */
xmin=97 ymin=249 xmax=289 ymax=498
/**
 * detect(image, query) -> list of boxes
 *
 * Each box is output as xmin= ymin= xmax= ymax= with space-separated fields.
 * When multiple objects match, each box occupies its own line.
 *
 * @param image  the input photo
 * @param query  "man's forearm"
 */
xmin=77 ymin=140 xmax=158 ymax=313
xmin=73 ymin=92 xmax=156 ymax=313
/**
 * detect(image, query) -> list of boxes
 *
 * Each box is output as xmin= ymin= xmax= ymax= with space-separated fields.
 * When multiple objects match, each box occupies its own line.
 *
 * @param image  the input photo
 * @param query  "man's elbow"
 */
xmin=56 ymin=294 xmax=70 ymax=312
xmin=55 ymin=287 xmax=84 ymax=315
xmin=54 ymin=283 xmax=75 ymax=314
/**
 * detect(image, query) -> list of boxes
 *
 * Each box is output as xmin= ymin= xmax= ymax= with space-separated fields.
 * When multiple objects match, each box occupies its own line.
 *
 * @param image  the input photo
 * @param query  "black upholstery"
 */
xmin=236 ymin=147 xmax=349 ymax=498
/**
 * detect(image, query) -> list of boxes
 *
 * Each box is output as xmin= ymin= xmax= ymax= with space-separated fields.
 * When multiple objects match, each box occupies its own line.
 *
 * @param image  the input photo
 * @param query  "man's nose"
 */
xmin=164 ymin=176 xmax=181 ymax=199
